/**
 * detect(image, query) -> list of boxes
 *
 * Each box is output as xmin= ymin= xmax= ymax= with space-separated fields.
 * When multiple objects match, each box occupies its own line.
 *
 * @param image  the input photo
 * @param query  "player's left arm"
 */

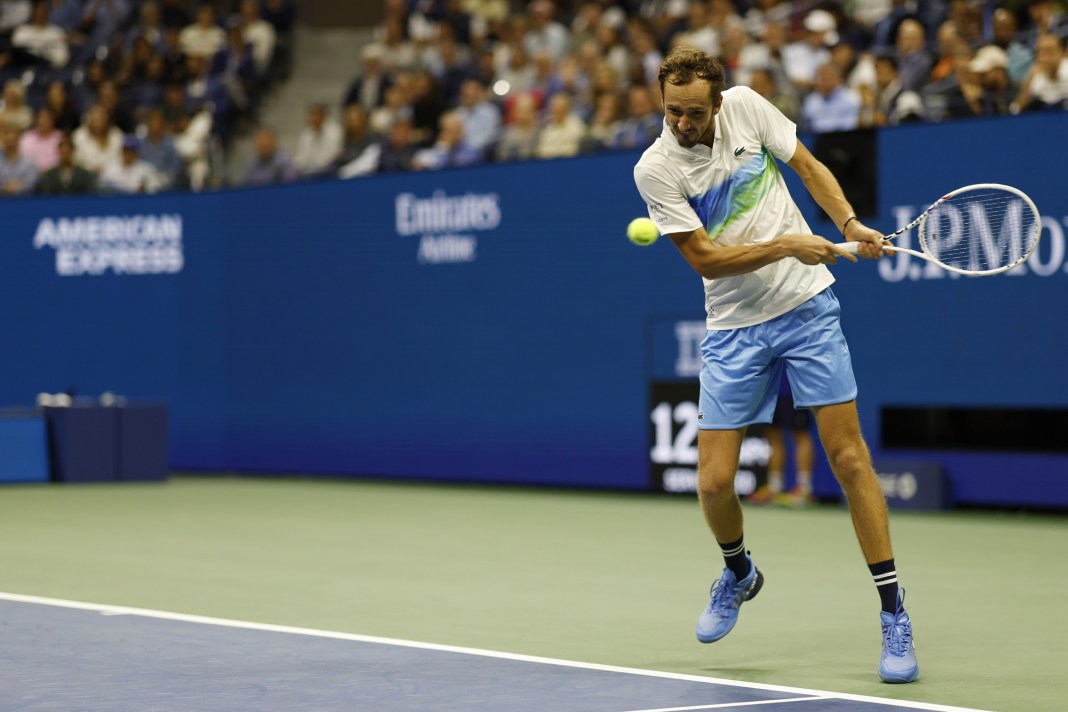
xmin=786 ymin=140 xmax=884 ymax=259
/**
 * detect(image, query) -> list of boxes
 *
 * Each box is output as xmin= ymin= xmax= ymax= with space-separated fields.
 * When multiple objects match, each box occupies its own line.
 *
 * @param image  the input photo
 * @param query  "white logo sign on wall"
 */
xmin=395 ymin=190 xmax=501 ymax=264
xmin=33 ymin=214 xmax=184 ymax=276
xmin=879 ymin=205 xmax=1067 ymax=282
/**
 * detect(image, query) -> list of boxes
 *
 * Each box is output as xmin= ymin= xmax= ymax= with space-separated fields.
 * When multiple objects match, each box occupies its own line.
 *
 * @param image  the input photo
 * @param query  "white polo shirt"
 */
xmin=633 ymin=85 xmax=834 ymax=330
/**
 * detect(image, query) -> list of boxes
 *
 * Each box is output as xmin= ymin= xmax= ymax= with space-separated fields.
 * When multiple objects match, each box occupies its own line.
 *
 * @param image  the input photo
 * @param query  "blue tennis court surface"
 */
xmin=0 ymin=593 xmax=986 ymax=712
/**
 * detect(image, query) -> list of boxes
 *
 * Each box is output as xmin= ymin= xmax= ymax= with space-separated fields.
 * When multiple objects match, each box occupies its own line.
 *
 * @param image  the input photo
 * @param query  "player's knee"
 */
xmin=697 ymin=468 xmax=737 ymax=501
xmin=826 ymin=444 xmax=871 ymax=486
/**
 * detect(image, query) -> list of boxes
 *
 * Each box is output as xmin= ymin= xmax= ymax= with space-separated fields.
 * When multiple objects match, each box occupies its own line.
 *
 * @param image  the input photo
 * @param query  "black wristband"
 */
xmin=842 ymin=215 xmax=859 ymax=234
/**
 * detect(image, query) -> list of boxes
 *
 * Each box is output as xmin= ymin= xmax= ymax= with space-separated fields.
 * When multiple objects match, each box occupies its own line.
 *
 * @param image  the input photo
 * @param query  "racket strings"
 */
xmin=920 ymin=189 xmax=1040 ymax=272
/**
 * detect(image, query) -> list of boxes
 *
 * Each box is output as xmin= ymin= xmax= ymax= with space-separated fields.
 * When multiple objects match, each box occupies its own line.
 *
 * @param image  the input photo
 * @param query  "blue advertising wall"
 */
xmin=0 ymin=112 xmax=1065 ymax=506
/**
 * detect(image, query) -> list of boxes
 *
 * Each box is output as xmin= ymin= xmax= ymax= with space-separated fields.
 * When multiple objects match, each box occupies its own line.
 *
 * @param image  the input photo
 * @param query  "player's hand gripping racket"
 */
xmin=839 ymin=183 xmax=1041 ymax=276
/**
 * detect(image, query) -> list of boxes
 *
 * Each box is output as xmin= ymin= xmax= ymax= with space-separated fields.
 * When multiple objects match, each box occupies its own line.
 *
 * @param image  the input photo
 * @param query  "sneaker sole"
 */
xmin=879 ymin=667 xmax=919 ymax=684
xmin=744 ymin=568 xmax=764 ymax=601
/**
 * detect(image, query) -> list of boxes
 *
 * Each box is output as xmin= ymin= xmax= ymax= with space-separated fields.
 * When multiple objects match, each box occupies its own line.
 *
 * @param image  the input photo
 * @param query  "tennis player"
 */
xmin=633 ymin=47 xmax=918 ymax=684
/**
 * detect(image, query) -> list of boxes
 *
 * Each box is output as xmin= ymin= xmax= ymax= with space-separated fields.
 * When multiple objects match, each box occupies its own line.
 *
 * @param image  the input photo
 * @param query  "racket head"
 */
xmin=916 ymin=183 xmax=1041 ymax=276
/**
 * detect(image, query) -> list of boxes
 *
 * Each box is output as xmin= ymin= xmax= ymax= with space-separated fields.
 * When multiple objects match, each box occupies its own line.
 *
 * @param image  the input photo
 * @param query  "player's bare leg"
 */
xmin=696 ymin=428 xmax=746 ymax=542
xmin=812 ymin=399 xmax=918 ymax=683
xmin=810 ymin=400 xmax=891 ymax=563
xmin=694 ymin=428 xmax=764 ymax=643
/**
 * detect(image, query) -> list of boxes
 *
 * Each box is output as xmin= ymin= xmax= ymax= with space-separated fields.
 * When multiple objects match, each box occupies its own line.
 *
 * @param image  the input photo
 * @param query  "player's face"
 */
xmin=663 ymin=79 xmax=721 ymax=148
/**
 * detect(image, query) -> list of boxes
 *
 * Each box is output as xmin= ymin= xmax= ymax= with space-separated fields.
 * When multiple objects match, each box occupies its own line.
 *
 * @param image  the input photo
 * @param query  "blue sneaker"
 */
xmin=879 ymin=589 xmax=919 ymax=683
xmin=696 ymin=555 xmax=763 ymax=643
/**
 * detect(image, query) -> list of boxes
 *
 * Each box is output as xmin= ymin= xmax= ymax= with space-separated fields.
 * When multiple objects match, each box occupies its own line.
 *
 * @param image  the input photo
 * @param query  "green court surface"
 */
xmin=0 ymin=476 xmax=1064 ymax=711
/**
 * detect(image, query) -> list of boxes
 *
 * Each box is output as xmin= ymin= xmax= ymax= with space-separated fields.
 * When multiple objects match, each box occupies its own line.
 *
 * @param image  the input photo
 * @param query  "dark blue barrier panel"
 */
xmin=0 ymin=410 xmax=50 ymax=483
xmin=868 ymin=459 xmax=950 ymax=510
xmin=0 ymin=114 xmax=1065 ymax=505
xmin=45 ymin=406 xmax=118 ymax=483
xmin=116 ymin=404 xmax=169 ymax=482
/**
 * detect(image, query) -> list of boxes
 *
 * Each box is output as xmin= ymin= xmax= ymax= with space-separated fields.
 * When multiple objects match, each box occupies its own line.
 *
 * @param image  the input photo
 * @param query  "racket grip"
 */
xmin=838 ymin=241 xmax=861 ymax=253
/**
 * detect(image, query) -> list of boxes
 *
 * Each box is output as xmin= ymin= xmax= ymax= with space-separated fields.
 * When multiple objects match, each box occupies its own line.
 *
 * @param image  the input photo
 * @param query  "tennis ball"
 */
xmin=627 ymin=217 xmax=659 ymax=246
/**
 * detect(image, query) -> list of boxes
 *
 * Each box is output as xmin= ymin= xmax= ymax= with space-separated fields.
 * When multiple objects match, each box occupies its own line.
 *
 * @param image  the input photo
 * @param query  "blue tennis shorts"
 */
xmin=697 ymin=288 xmax=857 ymax=429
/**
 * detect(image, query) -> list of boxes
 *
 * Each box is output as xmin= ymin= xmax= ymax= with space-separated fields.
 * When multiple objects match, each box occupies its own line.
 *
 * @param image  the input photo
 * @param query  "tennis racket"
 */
xmin=839 ymin=183 xmax=1041 ymax=276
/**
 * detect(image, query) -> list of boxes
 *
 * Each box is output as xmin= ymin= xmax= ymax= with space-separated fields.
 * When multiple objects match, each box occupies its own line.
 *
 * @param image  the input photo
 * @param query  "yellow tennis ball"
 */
xmin=627 ymin=217 xmax=659 ymax=246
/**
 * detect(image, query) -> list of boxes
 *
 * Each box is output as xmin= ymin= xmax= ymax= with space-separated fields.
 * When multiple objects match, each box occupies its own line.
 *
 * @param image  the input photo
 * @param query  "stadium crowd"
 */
xmin=0 ymin=0 xmax=1064 ymax=193
xmin=0 ymin=0 xmax=295 ymax=195
xmin=327 ymin=0 xmax=1068 ymax=180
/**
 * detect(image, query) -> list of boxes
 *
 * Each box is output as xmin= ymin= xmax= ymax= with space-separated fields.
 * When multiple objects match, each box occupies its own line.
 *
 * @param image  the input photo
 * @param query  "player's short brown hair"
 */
xmin=658 ymin=47 xmax=726 ymax=102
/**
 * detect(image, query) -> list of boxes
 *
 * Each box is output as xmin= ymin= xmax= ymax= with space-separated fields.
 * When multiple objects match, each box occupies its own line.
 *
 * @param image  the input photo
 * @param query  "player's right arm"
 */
xmin=667 ymin=226 xmax=855 ymax=280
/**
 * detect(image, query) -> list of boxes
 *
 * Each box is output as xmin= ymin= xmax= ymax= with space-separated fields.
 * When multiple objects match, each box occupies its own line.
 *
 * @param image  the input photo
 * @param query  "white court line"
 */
xmin=0 ymin=591 xmax=988 ymax=712
xmin=623 ymin=696 xmax=833 ymax=711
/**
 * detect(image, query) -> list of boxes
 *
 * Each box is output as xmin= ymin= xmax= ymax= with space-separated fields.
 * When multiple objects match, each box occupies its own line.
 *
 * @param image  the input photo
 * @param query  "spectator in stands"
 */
xmin=42 ymin=80 xmax=78 ymax=132
xmin=427 ymin=31 xmax=473 ymax=105
xmin=636 ymin=0 xmax=689 ymax=46
xmin=524 ymin=0 xmax=569 ymax=65
xmin=412 ymin=110 xmax=484 ymax=170
xmin=0 ymin=0 xmax=31 ymax=34
xmin=98 ymin=79 xmax=136 ymax=133
xmin=529 ymin=50 xmax=567 ymax=104
xmin=159 ymin=0 xmax=190 ymax=29
xmin=48 ymin=0 xmax=84 ymax=33
xmin=922 ymin=42 xmax=978 ymax=121
xmin=454 ymin=78 xmax=501 ymax=156
xmin=859 ymin=55 xmax=924 ymax=126
xmin=735 ymin=20 xmax=786 ymax=90
xmin=741 ymin=0 xmax=790 ymax=40
xmin=534 ymin=92 xmax=585 ymax=159
xmin=183 ymin=54 xmax=231 ymax=140
xmin=236 ymin=0 xmax=275 ymax=77
xmin=242 ymin=125 xmax=297 ymax=185
xmin=73 ymin=58 xmax=108 ymax=112
xmin=294 ymin=102 xmax=343 ymax=177
xmin=408 ymin=70 xmax=446 ymax=143
xmin=992 ymin=8 xmax=1033 ymax=88
xmin=609 ymin=84 xmax=660 ymax=151
xmin=961 ymin=45 xmax=1012 ymax=116
xmin=261 ymin=0 xmax=295 ymax=80
xmin=36 ymin=134 xmax=95 ymax=194
xmin=118 ymin=35 xmax=155 ymax=87
xmin=1025 ymin=0 xmax=1068 ymax=47
xmin=369 ymin=78 xmax=413 ymax=136
xmin=801 ymin=61 xmax=862 ymax=133
xmin=594 ymin=16 xmax=631 ymax=83
xmin=1013 ymin=33 xmax=1068 ymax=113
xmin=630 ymin=22 xmax=663 ymax=87
xmin=748 ymin=67 xmax=799 ymax=123
xmin=928 ymin=21 xmax=964 ymax=87
xmin=100 ymin=135 xmax=163 ymax=193
xmin=894 ymin=18 xmax=933 ymax=92
xmin=377 ymin=117 xmax=417 ymax=173
xmin=18 ymin=105 xmax=59 ymax=172
xmin=73 ymin=0 xmax=132 ymax=67
xmin=73 ymin=104 xmax=124 ymax=174
xmin=582 ymin=89 xmax=622 ymax=153
xmin=344 ymin=43 xmax=392 ymax=111
xmin=124 ymin=0 xmax=165 ymax=52
xmin=11 ymin=0 xmax=69 ymax=68
xmin=496 ymin=91 xmax=541 ymax=161
xmin=0 ymin=123 xmax=35 ymax=194
xmin=496 ymin=40 xmax=537 ymax=97
xmin=781 ymin=9 xmax=836 ymax=91
xmin=179 ymin=2 xmax=225 ymax=60
xmin=127 ymin=54 xmax=168 ymax=123
xmin=670 ymin=1 xmax=719 ymax=56
xmin=376 ymin=15 xmax=417 ymax=73
xmin=336 ymin=103 xmax=380 ymax=179
xmin=215 ymin=24 xmax=258 ymax=116
xmin=139 ymin=108 xmax=185 ymax=189
xmin=0 ymin=79 xmax=32 ymax=132
xmin=870 ymin=0 xmax=913 ymax=51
